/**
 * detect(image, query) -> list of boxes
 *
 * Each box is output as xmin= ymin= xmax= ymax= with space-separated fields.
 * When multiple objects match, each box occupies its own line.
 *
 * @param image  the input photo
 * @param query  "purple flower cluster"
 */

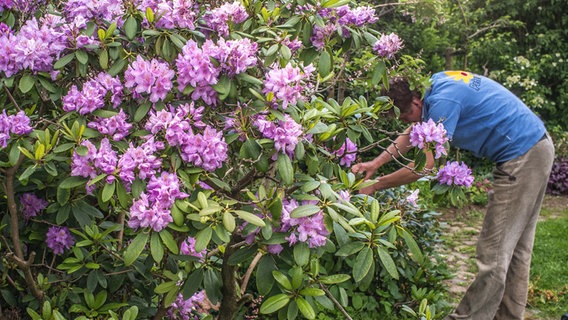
xmin=63 ymin=0 xmax=124 ymax=26
xmin=180 ymin=126 xmax=228 ymax=171
xmin=168 ymin=290 xmax=206 ymax=320
xmin=310 ymin=24 xmax=336 ymax=51
xmin=405 ymin=189 xmax=420 ymax=208
xmin=125 ymin=56 xmax=174 ymax=103
xmin=46 ymin=226 xmax=75 ymax=255
xmin=373 ymin=32 xmax=403 ymax=59
xmin=117 ymin=137 xmax=164 ymax=187
xmin=263 ymin=63 xmax=314 ymax=109
xmin=145 ymin=104 xmax=227 ymax=171
xmin=437 ymin=161 xmax=474 ymax=187
xmin=254 ymin=114 xmax=303 ymax=159
xmin=203 ymin=1 xmax=248 ymax=37
xmin=62 ymin=72 xmax=124 ymax=114
xmin=309 ymin=5 xmax=377 ymax=48
xmin=281 ymin=199 xmax=329 ymax=248
xmin=71 ymin=138 xmax=117 ymax=192
xmin=281 ymin=37 xmax=303 ymax=54
xmin=136 ymin=0 xmax=197 ymax=30
xmin=176 ymin=39 xmax=220 ymax=106
xmin=128 ymin=171 xmax=188 ymax=232
xmin=333 ymin=137 xmax=357 ymax=167
xmin=203 ymin=38 xmax=258 ymax=77
xmin=88 ymin=109 xmax=132 ymax=141
xmin=0 ymin=18 xmax=66 ymax=77
xmin=180 ymin=236 xmax=206 ymax=261
xmin=20 ymin=193 xmax=48 ymax=219
xmin=336 ymin=5 xmax=378 ymax=27
xmin=0 ymin=110 xmax=33 ymax=148
xmin=409 ymin=119 xmax=448 ymax=159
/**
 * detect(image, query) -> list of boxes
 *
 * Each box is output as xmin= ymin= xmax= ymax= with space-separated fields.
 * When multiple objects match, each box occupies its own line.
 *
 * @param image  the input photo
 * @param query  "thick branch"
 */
xmin=4 ymin=154 xmax=44 ymax=300
xmin=240 ymin=251 xmax=263 ymax=296
xmin=218 ymin=235 xmax=243 ymax=320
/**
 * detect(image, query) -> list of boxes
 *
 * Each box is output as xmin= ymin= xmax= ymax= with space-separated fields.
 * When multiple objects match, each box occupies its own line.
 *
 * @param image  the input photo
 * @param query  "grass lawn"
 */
xmin=529 ymin=214 xmax=568 ymax=318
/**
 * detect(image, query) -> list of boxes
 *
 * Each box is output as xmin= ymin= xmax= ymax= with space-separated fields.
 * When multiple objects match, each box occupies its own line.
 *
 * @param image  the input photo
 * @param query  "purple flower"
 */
xmin=203 ymin=1 xmax=248 ymax=37
xmin=281 ymin=199 xmax=329 ymax=248
xmin=168 ymin=290 xmax=206 ymax=320
xmin=46 ymin=226 xmax=75 ymax=255
xmin=70 ymin=138 xmax=118 ymax=191
xmin=405 ymin=189 xmax=420 ymax=208
xmin=62 ymin=72 xmax=123 ymax=114
xmin=437 ymin=161 xmax=474 ymax=187
xmin=176 ymin=39 xmax=219 ymax=92
xmin=333 ymin=137 xmax=357 ymax=167
xmin=180 ymin=126 xmax=228 ymax=171
xmin=124 ymin=55 xmax=174 ymax=103
xmin=137 ymin=0 xmax=198 ymax=30
xmin=0 ymin=110 xmax=33 ymax=148
xmin=373 ymin=33 xmax=403 ymax=59
xmin=180 ymin=236 xmax=206 ymax=261
xmin=263 ymin=63 xmax=315 ymax=109
xmin=409 ymin=119 xmax=448 ymax=159
xmin=20 ymin=193 xmax=48 ymax=219
xmin=128 ymin=171 xmax=188 ymax=232
xmin=63 ymin=0 xmax=125 ymax=26
xmin=118 ymin=137 xmax=164 ymax=187
xmin=254 ymin=114 xmax=303 ymax=159
xmin=88 ymin=109 xmax=132 ymax=141
xmin=310 ymin=24 xmax=336 ymax=50
xmin=203 ymin=38 xmax=258 ymax=77
xmin=127 ymin=192 xmax=173 ymax=232
xmin=281 ymin=37 xmax=303 ymax=54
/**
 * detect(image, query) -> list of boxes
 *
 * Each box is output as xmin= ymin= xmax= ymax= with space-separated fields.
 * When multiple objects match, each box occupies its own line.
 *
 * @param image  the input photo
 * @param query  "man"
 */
xmin=352 ymin=70 xmax=554 ymax=319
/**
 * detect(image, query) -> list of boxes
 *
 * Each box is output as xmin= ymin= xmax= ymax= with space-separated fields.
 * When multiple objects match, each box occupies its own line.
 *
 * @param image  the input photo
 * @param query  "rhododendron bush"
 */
xmin=0 ymin=0 xmax=458 ymax=319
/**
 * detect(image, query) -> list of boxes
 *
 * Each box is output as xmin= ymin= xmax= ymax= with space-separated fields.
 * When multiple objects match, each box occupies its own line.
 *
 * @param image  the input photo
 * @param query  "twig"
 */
xmin=318 ymin=283 xmax=353 ymax=320
xmin=240 ymin=251 xmax=263 ymax=296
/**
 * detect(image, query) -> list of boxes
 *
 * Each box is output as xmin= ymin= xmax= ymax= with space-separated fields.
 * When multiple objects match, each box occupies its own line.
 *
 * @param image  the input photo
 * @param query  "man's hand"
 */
xmin=351 ymin=161 xmax=378 ymax=180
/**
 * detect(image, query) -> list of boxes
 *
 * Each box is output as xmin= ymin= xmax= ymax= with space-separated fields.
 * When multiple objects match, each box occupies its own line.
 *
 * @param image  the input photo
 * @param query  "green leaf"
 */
xmin=108 ymin=58 xmax=126 ymax=76
xmin=256 ymin=256 xmax=276 ymax=295
xmin=299 ymin=287 xmax=325 ymax=297
xmin=260 ymin=294 xmax=290 ymax=314
xmin=335 ymin=241 xmax=365 ymax=257
xmin=159 ymin=229 xmax=179 ymax=254
xmin=182 ymin=269 xmax=204 ymax=298
xmin=240 ymin=138 xmax=261 ymax=160
xmin=59 ymin=176 xmax=87 ymax=189
xmin=154 ymin=280 xmax=177 ymax=294
xmin=194 ymin=227 xmax=212 ymax=252
xmin=54 ymin=53 xmax=75 ymax=69
xmin=99 ymin=48 xmax=109 ymax=69
xmin=371 ymin=60 xmax=386 ymax=86
xmin=57 ymin=186 xmax=71 ymax=206
xmin=124 ymin=16 xmax=138 ymax=40
xmin=222 ymin=211 xmax=236 ymax=232
xmin=290 ymin=204 xmax=320 ymax=218
xmin=272 ymin=270 xmax=292 ymax=290
xmin=353 ymin=246 xmax=373 ymax=283
xmin=101 ymin=181 xmax=115 ymax=202
xmin=318 ymin=274 xmax=351 ymax=285
xmin=75 ymin=50 xmax=89 ymax=65
xmin=19 ymin=74 xmax=35 ymax=93
xmin=400 ymin=227 xmax=424 ymax=263
xmin=293 ymin=242 xmax=310 ymax=267
xmin=123 ymin=232 xmax=149 ymax=266
xmin=134 ymin=102 xmax=152 ymax=122
xmin=234 ymin=210 xmax=265 ymax=227
xmin=150 ymin=232 xmax=164 ymax=262
xmin=296 ymin=297 xmax=315 ymax=319
xmin=277 ymin=153 xmax=294 ymax=185
xmin=377 ymin=246 xmax=399 ymax=279
xmin=318 ymin=51 xmax=331 ymax=77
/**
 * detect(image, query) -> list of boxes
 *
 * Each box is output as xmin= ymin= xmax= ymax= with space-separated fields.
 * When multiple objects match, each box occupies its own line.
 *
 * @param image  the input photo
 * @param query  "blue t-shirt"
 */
xmin=422 ymin=71 xmax=545 ymax=163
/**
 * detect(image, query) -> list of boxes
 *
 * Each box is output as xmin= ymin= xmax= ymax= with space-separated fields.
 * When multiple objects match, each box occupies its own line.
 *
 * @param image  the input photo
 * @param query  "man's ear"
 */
xmin=412 ymin=97 xmax=423 ymax=110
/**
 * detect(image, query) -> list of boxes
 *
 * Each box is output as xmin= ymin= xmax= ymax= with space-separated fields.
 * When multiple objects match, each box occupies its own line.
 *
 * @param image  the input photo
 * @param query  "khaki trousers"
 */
xmin=446 ymin=135 xmax=555 ymax=320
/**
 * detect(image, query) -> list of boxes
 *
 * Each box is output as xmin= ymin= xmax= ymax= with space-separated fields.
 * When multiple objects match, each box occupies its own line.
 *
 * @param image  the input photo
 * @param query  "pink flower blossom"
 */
xmin=46 ymin=226 xmax=74 ymax=255
xmin=409 ymin=119 xmax=448 ymax=158
xmin=437 ymin=161 xmax=474 ymax=187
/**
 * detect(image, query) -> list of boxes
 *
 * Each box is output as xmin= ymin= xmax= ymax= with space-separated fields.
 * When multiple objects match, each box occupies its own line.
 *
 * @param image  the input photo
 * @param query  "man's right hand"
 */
xmin=351 ymin=161 xmax=378 ymax=180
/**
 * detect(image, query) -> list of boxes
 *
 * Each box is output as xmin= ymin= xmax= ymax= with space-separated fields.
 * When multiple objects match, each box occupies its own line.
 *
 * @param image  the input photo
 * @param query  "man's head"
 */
xmin=382 ymin=77 xmax=423 ymax=123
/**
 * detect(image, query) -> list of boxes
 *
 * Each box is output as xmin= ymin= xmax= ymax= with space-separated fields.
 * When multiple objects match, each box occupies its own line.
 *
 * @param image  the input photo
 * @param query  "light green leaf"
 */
xmin=377 ymin=246 xmax=399 ymax=279
xmin=277 ymin=153 xmax=294 ymax=185
xmin=318 ymin=274 xmax=351 ymax=285
xmin=101 ymin=181 xmax=115 ymax=202
xmin=159 ymin=229 xmax=179 ymax=254
xmin=124 ymin=16 xmax=138 ymax=40
xmin=290 ymin=204 xmax=320 ymax=219
xmin=296 ymin=297 xmax=315 ymax=319
xmin=234 ymin=210 xmax=266 ymax=227
xmin=19 ymin=75 xmax=35 ymax=93
xmin=150 ymin=232 xmax=164 ymax=262
xmin=272 ymin=271 xmax=292 ymax=290
xmin=123 ymin=232 xmax=149 ymax=266
xmin=318 ymin=51 xmax=331 ymax=77
xmin=260 ymin=293 xmax=290 ymax=314
xmin=293 ymin=242 xmax=310 ymax=267
xmin=194 ymin=227 xmax=212 ymax=252
xmin=353 ymin=246 xmax=373 ymax=283
xmin=53 ymin=53 xmax=75 ymax=69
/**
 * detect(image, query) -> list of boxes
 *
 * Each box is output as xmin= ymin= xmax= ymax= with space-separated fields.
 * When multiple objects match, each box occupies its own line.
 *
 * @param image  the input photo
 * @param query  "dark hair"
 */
xmin=381 ymin=77 xmax=422 ymax=114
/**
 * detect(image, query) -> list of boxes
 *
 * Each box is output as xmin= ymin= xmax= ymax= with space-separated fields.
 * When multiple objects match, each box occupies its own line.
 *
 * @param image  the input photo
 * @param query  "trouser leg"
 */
xmin=446 ymin=137 xmax=554 ymax=320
